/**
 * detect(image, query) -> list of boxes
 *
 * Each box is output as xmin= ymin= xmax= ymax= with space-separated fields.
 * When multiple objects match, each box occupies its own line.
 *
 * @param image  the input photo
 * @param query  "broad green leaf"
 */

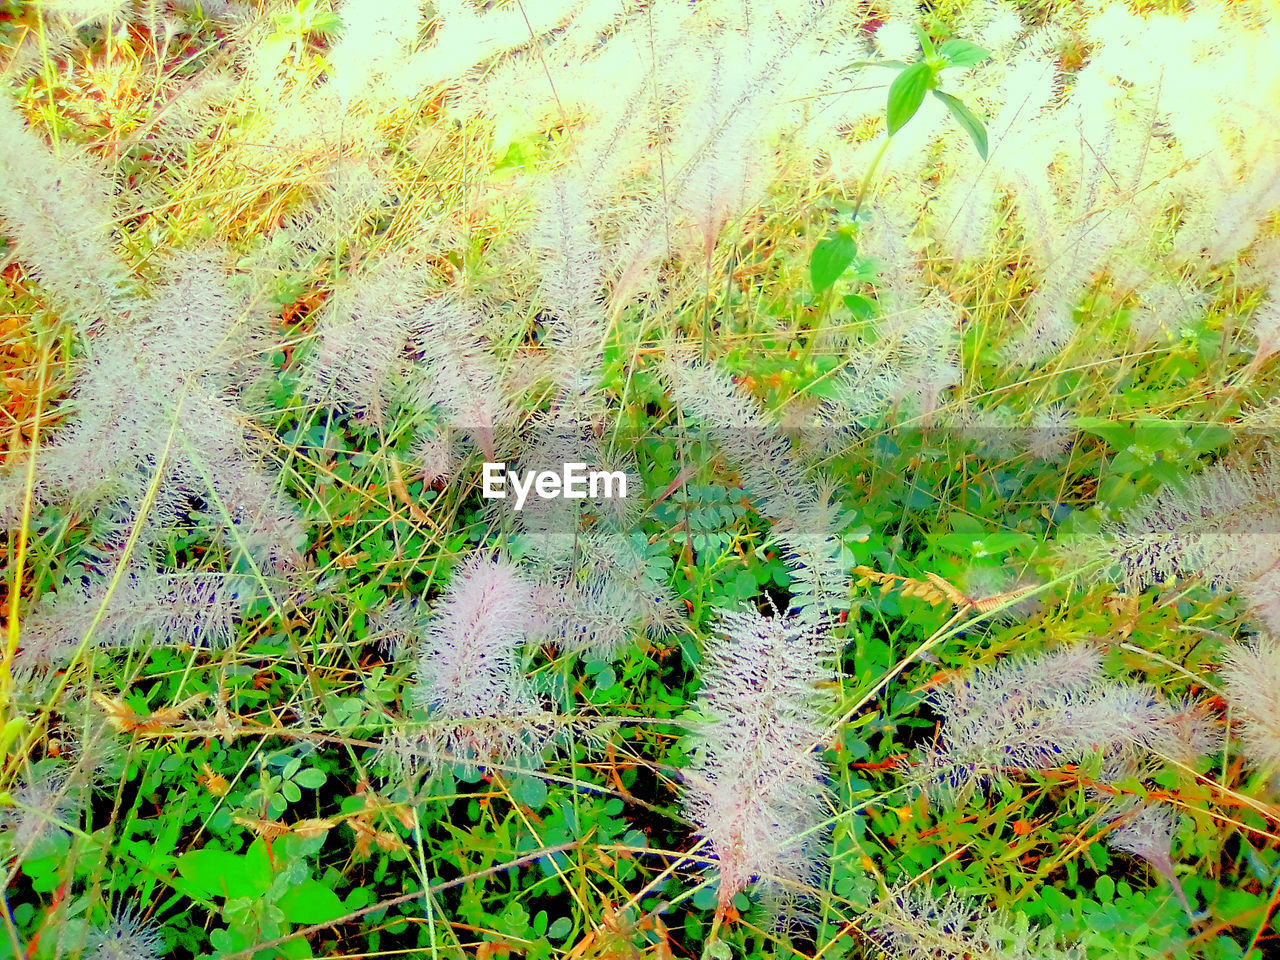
xmin=934 ymin=90 xmax=988 ymax=159
xmin=548 ymin=916 xmax=573 ymax=940
xmin=809 ymin=231 xmax=857 ymax=294
xmin=509 ymin=774 xmax=548 ymax=809
xmin=175 ymin=849 xmax=272 ymax=902
xmin=279 ymin=880 xmax=346 ymax=925
xmin=1185 ymin=423 xmax=1231 ymax=454
xmin=278 ymin=938 xmax=314 ymax=959
xmin=1073 ymin=416 xmax=1133 ymax=452
xmin=887 ymin=62 xmax=933 ymax=135
xmin=294 ymin=766 xmax=327 ymax=789
xmin=1133 ymin=417 xmax=1186 ymax=450
xmin=843 ymin=293 xmax=876 ymax=320
xmin=938 ymin=38 xmax=992 ymax=68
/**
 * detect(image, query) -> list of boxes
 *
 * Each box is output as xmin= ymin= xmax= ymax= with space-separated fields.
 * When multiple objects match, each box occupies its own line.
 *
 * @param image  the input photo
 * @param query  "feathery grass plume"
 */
xmin=0 ymin=764 xmax=79 ymax=858
xmin=779 ymin=488 xmax=859 ymax=622
xmin=668 ymin=47 xmax=766 ymax=264
xmin=1238 ymin=294 xmax=1280 ymax=384
xmin=412 ymin=427 xmax=456 ymax=485
xmin=819 ymin=276 xmax=961 ymax=434
xmin=1101 ymin=798 xmax=1194 ymax=919
xmin=0 ymin=97 xmax=130 ymax=327
xmin=606 ymin=0 xmax=840 ymax=304
xmin=142 ymin=68 xmax=238 ymax=163
xmin=867 ymin=885 xmax=1085 ymax=960
xmin=365 ymin=599 xmax=425 ymax=662
xmin=387 ymin=0 xmax=588 ymax=104
xmin=19 ymin=564 xmax=247 ymax=668
xmin=1066 ymin=447 xmax=1280 ymax=629
xmin=52 ymin=707 xmax=124 ymax=788
xmin=401 ymin=554 xmax=556 ymax=774
xmin=451 ymin=0 xmax=639 ymax=159
xmin=4 ymin=18 xmax=79 ymax=80
xmin=247 ymin=161 xmax=393 ymax=281
xmin=39 ymin=0 xmax=134 ymax=22
xmin=302 ymin=258 xmax=425 ymax=419
xmin=665 ymin=355 xmax=852 ymax=617
xmin=1221 ymin=634 xmax=1280 ymax=769
xmin=1127 ymin=279 xmax=1210 ymax=348
xmin=559 ymin=1 xmax=695 ymax=197
xmin=664 ymin=356 xmax=809 ymax=526
xmin=409 ymin=298 xmax=514 ymax=462
xmin=954 ymin=403 xmax=1021 ymax=459
xmin=953 ymin=402 xmax=1076 ymax=463
xmin=27 ymin=250 xmax=302 ymax=570
xmin=683 ymin=607 xmax=836 ymax=916
xmin=502 ymin=386 xmax=672 ymax=659
xmin=84 ymin=908 xmax=163 ymax=960
xmin=920 ymin=643 xmax=1215 ymax=801
xmin=529 ymin=529 xmax=677 ymax=659
xmin=1240 ymin=395 xmax=1280 ymax=437
xmin=1241 ymin=566 xmax=1280 ymax=635
xmin=530 ymin=177 xmax=607 ymax=393
xmin=1026 ymin=404 xmax=1077 ymax=462
xmin=169 ymin=0 xmax=252 ymax=24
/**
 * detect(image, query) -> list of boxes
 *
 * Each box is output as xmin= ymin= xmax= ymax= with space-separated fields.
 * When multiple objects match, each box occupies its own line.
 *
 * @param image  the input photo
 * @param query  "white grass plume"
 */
xmin=683 ymin=606 xmax=836 ymax=915
xmin=1066 ymin=447 xmax=1280 ymax=630
xmin=0 ymin=97 xmax=130 ymax=327
xmin=666 ymin=356 xmax=852 ymax=615
xmin=28 ymin=251 xmax=302 ymax=571
xmin=302 ymin=258 xmax=425 ymax=419
xmin=84 ymin=908 xmax=163 ymax=960
xmin=400 ymin=554 xmax=559 ymax=774
xmin=1101 ymin=798 xmax=1194 ymax=918
xmin=1221 ymin=634 xmax=1280 ymax=770
xmin=530 ymin=177 xmax=607 ymax=393
xmin=920 ymin=643 xmax=1218 ymax=801
xmin=19 ymin=565 xmax=247 ymax=668
xmin=529 ymin=531 xmax=677 ymax=660
xmin=867 ymin=885 xmax=1085 ymax=960
xmin=409 ymin=298 xmax=515 ymax=462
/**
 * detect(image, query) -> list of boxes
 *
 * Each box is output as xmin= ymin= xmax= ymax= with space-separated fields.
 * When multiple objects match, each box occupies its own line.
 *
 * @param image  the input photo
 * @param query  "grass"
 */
xmin=1 ymin=1 xmax=1280 ymax=959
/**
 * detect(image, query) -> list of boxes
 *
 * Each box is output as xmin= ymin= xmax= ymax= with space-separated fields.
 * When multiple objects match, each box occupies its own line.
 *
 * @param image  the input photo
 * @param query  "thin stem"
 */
xmin=852 ymin=135 xmax=893 ymax=221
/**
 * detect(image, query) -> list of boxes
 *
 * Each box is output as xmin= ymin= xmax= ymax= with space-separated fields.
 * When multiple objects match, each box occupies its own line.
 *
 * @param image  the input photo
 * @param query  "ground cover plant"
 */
xmin=1 ymin=0 xmax=1279 ymax=957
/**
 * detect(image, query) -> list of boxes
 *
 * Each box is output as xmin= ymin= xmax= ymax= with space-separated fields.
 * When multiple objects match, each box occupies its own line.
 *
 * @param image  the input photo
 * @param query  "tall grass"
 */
xmin=0 ymin=0 xmax=1278 ymax=957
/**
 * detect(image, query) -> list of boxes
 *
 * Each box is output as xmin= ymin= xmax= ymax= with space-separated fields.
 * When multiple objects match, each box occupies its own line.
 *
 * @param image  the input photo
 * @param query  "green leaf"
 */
xmin=913 ymin=25 xmax=936 ymax=59
xmin=887 ymin=62 xmax=933 ymax=135
xmin=548 ymin=916 xmax=573 ymax=940
xmin=279 ymin=880 xmax=346 ymax=925
xmin=1074 ymin=416 xmax=1133 ymax=452
xmin=278 ymin=938 xmax=314 ymax=959
xmin=509 ymin=774 xmax=548 ymax=810
xmin=175 ymin=849 xmax=272 ymax=902
xmin=845 ymin=58 xmax=909 ymax=70
xmin=843 ymin=294 xmax=876 ymax=320
xmin=938 ymin=38 xmax=991 ymax=68
xmin=1186 ymin=423 xmax=1231 ymax=455
xmin=294 ymin=767 xmax=327 ymax=789
xmin=809 ymin=231 xmax=857 ymax=294
xmin=933 ymin=90 xmax=988 ymax=159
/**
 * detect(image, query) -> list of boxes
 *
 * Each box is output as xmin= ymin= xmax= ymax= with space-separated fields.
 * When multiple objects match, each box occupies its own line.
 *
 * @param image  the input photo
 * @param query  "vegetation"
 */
xmin=1 ymin=0 xmax=1279 ymax=958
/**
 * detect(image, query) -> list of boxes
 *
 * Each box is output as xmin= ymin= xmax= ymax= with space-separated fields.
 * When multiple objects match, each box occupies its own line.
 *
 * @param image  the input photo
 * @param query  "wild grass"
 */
xmin=0 ymin=1 xmax=1279 ymax=959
